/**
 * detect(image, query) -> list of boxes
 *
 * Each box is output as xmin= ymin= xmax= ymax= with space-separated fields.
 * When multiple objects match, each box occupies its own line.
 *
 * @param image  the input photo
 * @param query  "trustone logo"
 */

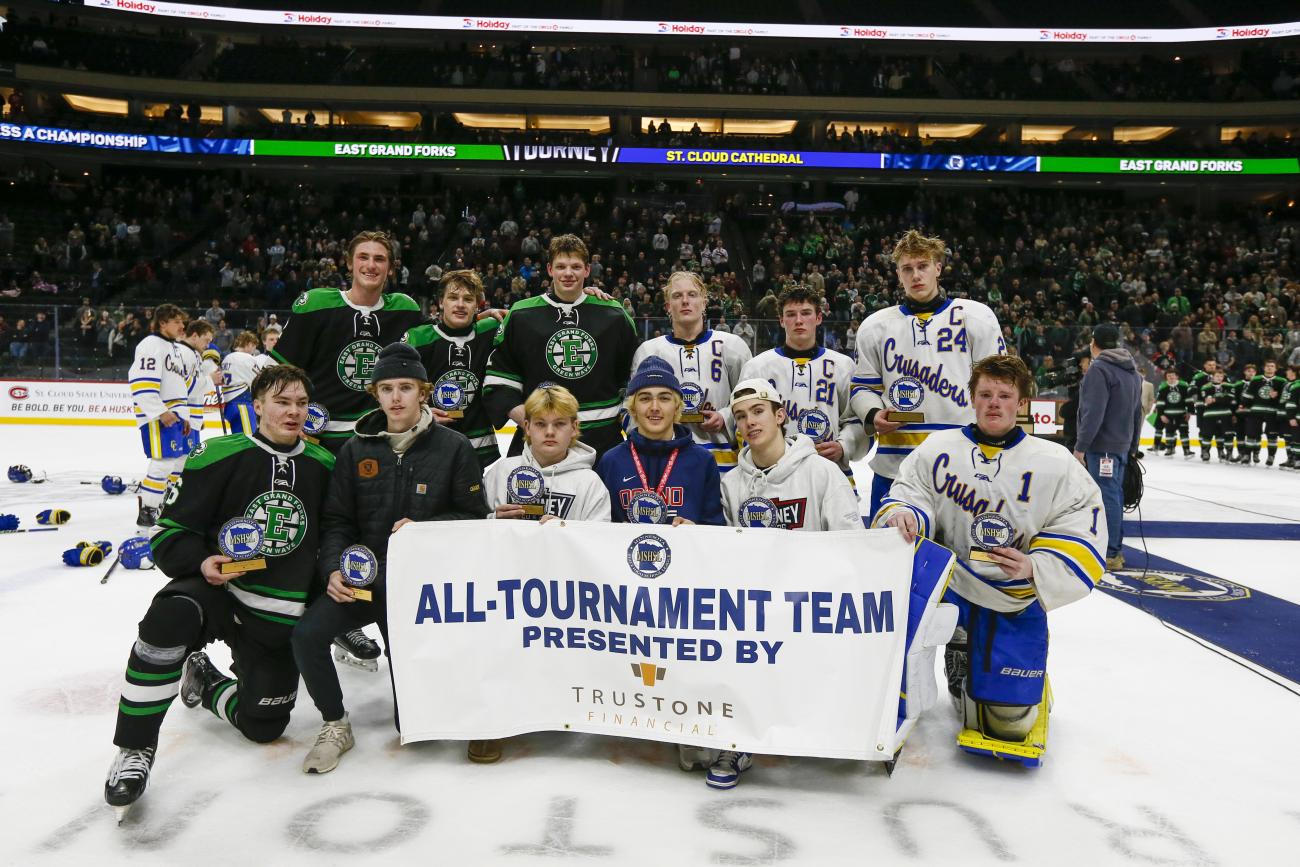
xmin=632 ymin=662 xmax=666 ymax=687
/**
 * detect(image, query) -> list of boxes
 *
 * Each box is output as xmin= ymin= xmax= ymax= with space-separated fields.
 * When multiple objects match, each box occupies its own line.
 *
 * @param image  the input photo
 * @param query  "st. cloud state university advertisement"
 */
xmin=386 ymin=520 xmax=952 ymax=761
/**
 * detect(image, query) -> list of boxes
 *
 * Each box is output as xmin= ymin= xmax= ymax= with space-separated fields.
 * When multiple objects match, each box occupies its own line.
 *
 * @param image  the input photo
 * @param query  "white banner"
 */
xmin=388 ymin=520 xmax=948 ymax=761
xmin=86 ymin=1 xmax=1300 ymax=43
xmin=0 ymin=379 xmax=223 ymax=427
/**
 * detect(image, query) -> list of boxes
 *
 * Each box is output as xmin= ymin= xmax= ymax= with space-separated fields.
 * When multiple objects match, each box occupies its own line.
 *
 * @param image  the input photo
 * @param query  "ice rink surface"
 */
xmin=2 ymin=424 xmax=1298 ymax=866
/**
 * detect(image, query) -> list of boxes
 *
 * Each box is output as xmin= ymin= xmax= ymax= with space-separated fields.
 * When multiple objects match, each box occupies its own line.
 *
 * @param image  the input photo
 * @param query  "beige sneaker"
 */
xmin=1106 ymin=554 xmax=1125 ymax=572
xmin=303 ymin=715 xmax=354 ymax=774
xmin=467 ymin=739 xmax=503 ymax=763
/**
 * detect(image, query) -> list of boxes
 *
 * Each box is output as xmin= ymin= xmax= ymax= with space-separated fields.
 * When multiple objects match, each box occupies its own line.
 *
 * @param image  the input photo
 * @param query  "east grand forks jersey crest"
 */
xmin=545 ymin=327 xmax=598 ymax=379
xmin=336 ymin=339 xmax=383 ymax=391
xmin=245 ymin=490 xmax=308 ymax=556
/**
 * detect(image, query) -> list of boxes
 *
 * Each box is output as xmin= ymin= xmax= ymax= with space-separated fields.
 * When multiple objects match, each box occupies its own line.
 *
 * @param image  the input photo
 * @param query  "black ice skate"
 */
xmin=104 ymin=744 xmax=156 ymax=824
xmin=135 ymin=496 xmax=159 ymax=529
xmin=333 ymin=628 xmax=381 ymax=672
xmin=179 ymin=651 xmax=224 ymax=709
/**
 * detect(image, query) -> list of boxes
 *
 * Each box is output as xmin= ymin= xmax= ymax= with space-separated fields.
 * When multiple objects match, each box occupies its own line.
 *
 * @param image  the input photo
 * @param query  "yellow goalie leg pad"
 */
xmin=956 ymin=677 xmax=1053 ymax=768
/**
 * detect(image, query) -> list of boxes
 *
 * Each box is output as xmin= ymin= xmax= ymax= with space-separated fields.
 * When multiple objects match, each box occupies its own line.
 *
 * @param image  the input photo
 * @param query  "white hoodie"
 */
xmin=721 ymin=435 xmax=862 ymax=531
xmin=483 ymin=441 xmax=611 ymax=522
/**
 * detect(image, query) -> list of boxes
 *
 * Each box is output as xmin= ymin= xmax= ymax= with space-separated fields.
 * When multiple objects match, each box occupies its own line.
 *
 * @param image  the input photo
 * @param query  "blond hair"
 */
xmin=666 ymin=270 xmax=706 ymax=294
xmin=524 ymin=385 xmax=582 ymax=441
xmin=891 ymin=229 xmax=947 ymax=266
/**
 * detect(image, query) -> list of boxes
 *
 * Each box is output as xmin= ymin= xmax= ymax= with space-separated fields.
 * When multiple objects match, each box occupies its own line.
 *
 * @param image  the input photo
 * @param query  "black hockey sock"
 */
xmin=113 ymin=595 xmax=203 ymax=749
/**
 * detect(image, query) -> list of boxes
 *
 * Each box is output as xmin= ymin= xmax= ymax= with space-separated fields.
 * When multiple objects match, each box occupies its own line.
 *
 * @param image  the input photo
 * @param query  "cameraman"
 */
xmin=1074 ymin=324 xmax=1144 ymax=572
xmin=1054 ymin=351 xmax=1091 ymax=453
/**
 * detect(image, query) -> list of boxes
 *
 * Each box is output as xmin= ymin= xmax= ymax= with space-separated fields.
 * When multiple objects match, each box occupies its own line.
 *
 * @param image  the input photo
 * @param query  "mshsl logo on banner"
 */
xmin=386 ymin=521 xmax=945 ymax=761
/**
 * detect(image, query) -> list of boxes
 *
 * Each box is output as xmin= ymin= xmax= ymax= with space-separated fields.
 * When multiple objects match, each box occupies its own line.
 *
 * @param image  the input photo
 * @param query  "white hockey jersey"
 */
xmin=631 ymin=329 xmax=752 ymax=471
xmin=850 ymin=297 xmax=1004 ymax=479
xmin=220 ymin=349 xmax=273 ymax=403
xmin=741 ymin=345 xmax=870 ymax=474
xmin=483 ymin=441 xmax=612 ymax=522
xmin=129 ymin=334 xmax=201 ymax=427
xmin=872 ymin=426 xmax=1105 ymax=614
xmin=721 ymin=435 xmax=862 ymax=531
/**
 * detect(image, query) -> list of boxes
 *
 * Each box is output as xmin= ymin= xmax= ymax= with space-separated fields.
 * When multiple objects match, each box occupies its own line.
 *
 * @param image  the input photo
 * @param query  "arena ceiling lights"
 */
xmin=83 ymin=2 xmax=1299 ymax=43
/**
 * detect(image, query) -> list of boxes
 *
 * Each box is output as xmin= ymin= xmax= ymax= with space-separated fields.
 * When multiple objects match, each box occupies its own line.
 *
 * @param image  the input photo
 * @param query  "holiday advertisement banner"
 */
xmin=387 ymin=520 xmax=948 ymax=760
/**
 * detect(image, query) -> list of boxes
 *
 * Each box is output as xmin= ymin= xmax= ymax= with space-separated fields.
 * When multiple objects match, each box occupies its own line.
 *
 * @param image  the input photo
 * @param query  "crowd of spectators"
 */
xmin=744 ymin=188 xmax=1300 ymax=385
xmin=3 ymin=10 xmax=1299 ymax=105
xmin=3 ymin=166 xmax=1298 ymax=388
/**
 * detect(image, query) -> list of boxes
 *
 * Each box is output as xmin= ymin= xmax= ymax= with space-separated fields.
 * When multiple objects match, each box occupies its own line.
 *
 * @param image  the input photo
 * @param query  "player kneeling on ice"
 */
xmin=292 ymin=342 xmax=489 ymax=775
xmin=701 ymin=380 xmax=862 ymax=790
xmin=873 ymin=355 xmax=1106 ymax=767
xmin=479 ymin=384 xmax=611 ymax=763
xmin=105 ymin=365 xmax=335 ymax=821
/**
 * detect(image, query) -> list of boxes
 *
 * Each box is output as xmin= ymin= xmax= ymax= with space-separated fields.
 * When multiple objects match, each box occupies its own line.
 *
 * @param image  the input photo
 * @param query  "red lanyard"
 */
xmin=629 ymin=442 xmax=680 ymax=497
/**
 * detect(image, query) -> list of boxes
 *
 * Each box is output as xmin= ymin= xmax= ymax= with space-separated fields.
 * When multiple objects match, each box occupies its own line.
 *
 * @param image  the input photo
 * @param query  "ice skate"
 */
xmin=179 ymin=651 xmax=223 ymax=709
xmin=104 ymin=744 xmax=156 ymax=824
xmin=135 ymin=496 xmax=159 ymax=529
xmin=332 ymin=628 xmax=381 ymax=672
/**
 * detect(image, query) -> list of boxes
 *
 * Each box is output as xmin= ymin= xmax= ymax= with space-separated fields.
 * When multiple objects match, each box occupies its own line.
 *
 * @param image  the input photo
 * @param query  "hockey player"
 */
xmin=1283 ymin=366 xmax=1299 ymax=470
xmin=483 ymin=234 xmax=640 ymax=460
xmin=129 ymin=304 xmax=203 ymax=528
xmin=741 ymin=285 xmax=868 ymax=485
xmin=260 ymin=324 xmax=282 ymax=356
xmin=850 ymin=230 xmax=1005 ymax=521
xmin=1237 ymin=361 xmax=1287 ymax=465
xmin=292 ymin=343 xmax=489 ymax=775
xmin=220 ymin=331 xmax=273 ymax=435
xmin=597 ymin=357 xmax=724 ymax=525
xmin=270 ymin=230 xmax=424 ymax=454
xmin=874 ymin=354 xmax=1105 ymax=767
xmin=269 ymin=230 xmax=423 ymax=665
xmin=181 ymin=319 xmax=220 ymax=446
xmin=403 ymin=269 xmax=501 ymax=470
xmin=1189 ymin=358 xmax=1216 ymax=454
xmin=104 ymin=365 xmax=334 ymax=819
xmin=1154 ymin=368 xmax=1194 ymax=457
xmin=630 ymin=271 xmax=752 ymax=472
xmin=478 ymin=384 xmax=611 ymax=764
xmin=485 ymin=384 xmax=611 ymax=524
xmin=704 ymin=378 xmax=862 ymax=790
xmin=1198 ymin=369 xmax=1235 ymax=462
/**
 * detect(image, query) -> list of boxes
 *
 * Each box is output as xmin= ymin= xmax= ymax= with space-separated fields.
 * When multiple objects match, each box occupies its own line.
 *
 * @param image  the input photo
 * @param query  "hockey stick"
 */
xmin=0 ymin=527 xmax=60 ymax=534
xmin=100 ymin=553 xmax=122 ymax=585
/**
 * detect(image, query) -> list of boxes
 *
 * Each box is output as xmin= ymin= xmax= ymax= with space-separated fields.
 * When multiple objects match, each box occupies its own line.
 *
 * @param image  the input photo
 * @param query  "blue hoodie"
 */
xmin=1076 ymin=348 xmax=1144 ymax=456
xmin=596 ymin=426 xmax=725 ymax=525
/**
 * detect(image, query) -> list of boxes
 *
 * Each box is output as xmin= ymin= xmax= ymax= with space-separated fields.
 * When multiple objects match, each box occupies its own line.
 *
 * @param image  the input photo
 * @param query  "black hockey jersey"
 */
xmin=151 ymin=433 xmax=335 ymax=635
xmin=403 ymin=317 xmax=501 ymax=469
xmin=483 ymin=292 xmax=640 ymax=449
xmin=1154 ymin=380 xmax=1192 ymax=419
xmin=271 ymin=288 xmax=424 ymax=446
xmin=1199 ymin=380 xmax=1235 ymax=419
xmin=1240 ymin=374 xmax=1286 ymax=417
